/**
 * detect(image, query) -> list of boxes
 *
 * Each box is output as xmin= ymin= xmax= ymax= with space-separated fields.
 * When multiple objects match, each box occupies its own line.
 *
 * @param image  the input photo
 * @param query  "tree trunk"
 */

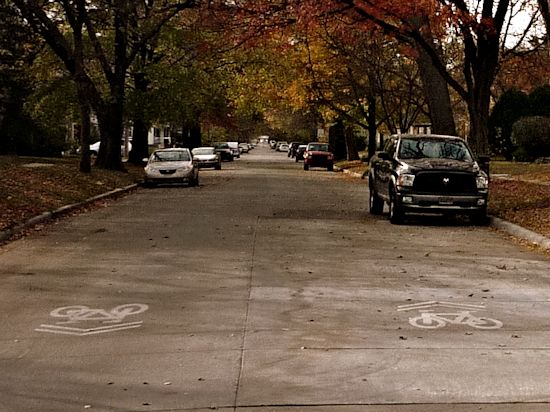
xmin=416 ymin=45 xmax=457 ymax=135
xmin=189 ymin=124 xmax=202 ymax=149
xmin=180 ymin=125 xmax=190 ymax=147
xmin=95 ymin=0 xmax=127 ymax=171
xmin=129 ymin=69 xmax=150 ymax=164
xmin=72 ymin=14 xmax=91 ymax=173
xmin=467 ymin=94 xmax=491 ymax=156
xmin=130 ymin=118 xmax=149 ymax=163
xmin=95 ymin=99 xmax=124 ymax=171
xmin=463 ymin=12 xmax=501 ymax=157
xmin=78 ymin=100 xmax=91 ymax=173
xmin=179 ymin=118 xmax=202 ymax=149
xmin=410 ymin=14 xmax=457 ymax=136
xmin=129 ymin=39 xmax=153 ymax=164
xmin=538 ymin=0 xmax=550 ymax=42
xmin=344 ymin=125 xmax=360 ymax=161
xmin=367 ymin=95 xmax=377 ymax=161
xmin=328 ymin=121 xmax=346 ymax=161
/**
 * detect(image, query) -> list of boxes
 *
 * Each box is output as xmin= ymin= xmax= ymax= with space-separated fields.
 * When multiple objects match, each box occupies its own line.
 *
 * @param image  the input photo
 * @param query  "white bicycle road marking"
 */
xmin=397 ymin=301 xmax=486 ymax=312
xmin=409 ymin=310 xmax=503 ymax=329
xmin=35 ymin=321 xmax=144 ymax=336
xmin=49 ymin=303 xmax=148 ymax=324
xmin=36 ymin=304 xmax=149 ymax=336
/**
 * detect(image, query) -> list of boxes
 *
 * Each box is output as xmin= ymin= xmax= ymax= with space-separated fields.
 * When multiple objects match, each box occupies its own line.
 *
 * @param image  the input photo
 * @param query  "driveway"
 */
xmin=1 ymin=145 xmax=550 ymax=411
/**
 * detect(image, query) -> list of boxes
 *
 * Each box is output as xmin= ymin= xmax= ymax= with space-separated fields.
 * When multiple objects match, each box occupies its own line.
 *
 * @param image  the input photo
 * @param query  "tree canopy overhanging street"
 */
xmin=3 ymin=3 xmax=550 ymax=409
xmin=1 ymin=0 xmax=549 ymax=170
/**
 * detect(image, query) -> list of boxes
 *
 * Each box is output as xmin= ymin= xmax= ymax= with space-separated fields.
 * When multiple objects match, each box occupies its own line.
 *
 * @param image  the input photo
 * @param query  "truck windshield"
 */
xmin=398 ymin=138 xmax=472 ymax=161
xmin=308 ymin=144 xmax=329 ymax=152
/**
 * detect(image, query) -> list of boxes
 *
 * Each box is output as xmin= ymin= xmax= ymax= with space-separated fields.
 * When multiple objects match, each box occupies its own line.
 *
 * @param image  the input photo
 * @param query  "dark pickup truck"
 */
xmin=368 ymin=134 xmax=489 ymax=224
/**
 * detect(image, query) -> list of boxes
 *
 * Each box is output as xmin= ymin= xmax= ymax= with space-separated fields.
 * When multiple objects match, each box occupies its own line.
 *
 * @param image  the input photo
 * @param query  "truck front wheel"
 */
xmin=389 ymin=187 xmax=404 ymax=224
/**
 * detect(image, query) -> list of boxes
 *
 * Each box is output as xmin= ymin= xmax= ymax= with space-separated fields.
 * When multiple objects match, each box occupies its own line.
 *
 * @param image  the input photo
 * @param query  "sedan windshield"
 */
xmin=192 ymin=148 xmax=214 ymax=155
xmin=151 ymin=151 xmax=190 ymax=162
xmin=398 ymin=138 xmax=472 ymax=161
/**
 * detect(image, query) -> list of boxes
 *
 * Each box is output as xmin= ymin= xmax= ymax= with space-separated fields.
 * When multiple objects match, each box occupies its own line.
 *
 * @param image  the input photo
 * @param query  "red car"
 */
xmin=303 ymin=142 xmax=334 ymax=171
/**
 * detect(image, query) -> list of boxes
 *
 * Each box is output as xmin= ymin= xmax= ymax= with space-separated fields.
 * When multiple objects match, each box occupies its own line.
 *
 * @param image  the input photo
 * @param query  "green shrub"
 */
xmin=529 ymin=85 xmax=550 ymax=117
xmin=511 ymin=116 xmax=550 ymax=161
xmin=488 ymin=88 xmax=530 ymax=159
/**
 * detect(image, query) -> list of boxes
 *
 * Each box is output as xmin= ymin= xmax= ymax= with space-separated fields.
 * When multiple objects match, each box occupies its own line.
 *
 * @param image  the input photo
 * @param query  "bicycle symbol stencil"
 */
xmin=398 ymin=301 xmax=503 ymax=330
xmin=36 ymin=304 xmax=149 ymax=336
xmin=50 ymin=304 xmax=148 ymax=324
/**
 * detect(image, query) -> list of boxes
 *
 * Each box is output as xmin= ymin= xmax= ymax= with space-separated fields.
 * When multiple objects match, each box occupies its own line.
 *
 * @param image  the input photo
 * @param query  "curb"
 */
xmin=0 ymin=183 xmax=139 ymax=244
xmin=334 ymin=165 xmax=367 ymax=179
xmin=490 ymin=217 xmax=550 ymax=250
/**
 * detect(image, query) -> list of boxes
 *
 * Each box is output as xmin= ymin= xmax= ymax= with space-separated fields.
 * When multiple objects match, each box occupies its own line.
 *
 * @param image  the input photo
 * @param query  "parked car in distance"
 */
xmin=275 ymin=141 xmax=288 ymax=151
xmin=89 ymin=141 xmax=101 ymax=155
xmin=213 ymin=142 xmax=233 ymax=162
xmin=227 ymin=141 xmax=241 ymax=158
xmin=143 ymin=148 xmax=199 ymax=187
xmin=238 ymin=142 xmax=249 ymax=153
xmin=191 ymin=147 xmax=221 ymax=170
xmin=303 ymin=142 xmax=334 ymax=171
xmin=295 ymin=144 xmax=307 ymax=162
xmin=277 ymin=143 xmax=289 ymax=152
xmin=368 ymin=134 xmax=489 ymax=224
xmin=288 ymin=142 xmax=300 ymax=157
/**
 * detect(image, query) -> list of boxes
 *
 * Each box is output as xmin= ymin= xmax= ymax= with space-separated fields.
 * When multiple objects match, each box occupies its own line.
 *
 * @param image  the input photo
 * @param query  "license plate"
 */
xmin=439 ymin=197 xmax=453 ymax=205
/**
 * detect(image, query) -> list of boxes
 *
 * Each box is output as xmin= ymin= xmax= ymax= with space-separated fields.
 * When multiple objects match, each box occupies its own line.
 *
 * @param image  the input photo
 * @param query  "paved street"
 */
xmin=1 ymin=144 xmax=550 ymax=411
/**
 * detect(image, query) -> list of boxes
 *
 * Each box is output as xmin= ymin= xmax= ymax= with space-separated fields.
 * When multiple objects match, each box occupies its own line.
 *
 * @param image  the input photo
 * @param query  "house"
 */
xmin=148 ymin=125 xmax=172 ymax=147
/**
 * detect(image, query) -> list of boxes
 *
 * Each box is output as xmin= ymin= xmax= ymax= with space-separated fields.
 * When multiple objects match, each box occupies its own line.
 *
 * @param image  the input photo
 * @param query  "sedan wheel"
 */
xmin=369 ymin=187 xmax=384 ymax=215
xmin=189 ymin=173 xmax=199 ymax=187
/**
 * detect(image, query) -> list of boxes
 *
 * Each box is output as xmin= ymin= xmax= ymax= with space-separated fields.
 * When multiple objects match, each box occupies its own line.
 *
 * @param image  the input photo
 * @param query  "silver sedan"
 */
xmin=143 ymin=148 xmax=199 ymax=187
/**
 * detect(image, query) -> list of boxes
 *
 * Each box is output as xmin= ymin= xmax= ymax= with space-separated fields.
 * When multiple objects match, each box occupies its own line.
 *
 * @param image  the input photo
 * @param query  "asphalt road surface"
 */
xmin=2 ymin=144 xmax=550 ymax=411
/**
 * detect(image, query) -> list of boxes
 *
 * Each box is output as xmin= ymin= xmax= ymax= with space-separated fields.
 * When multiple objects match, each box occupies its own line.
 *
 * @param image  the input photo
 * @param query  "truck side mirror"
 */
xmin=478 ymin=155 xmax=490 ymax=177
xmin=378 ymin=151 xmax=391 ymax=161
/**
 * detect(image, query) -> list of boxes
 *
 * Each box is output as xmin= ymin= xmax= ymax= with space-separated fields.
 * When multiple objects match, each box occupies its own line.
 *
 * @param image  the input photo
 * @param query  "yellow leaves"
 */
xmin=285 ymin=80 xmax=309 ymax=109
